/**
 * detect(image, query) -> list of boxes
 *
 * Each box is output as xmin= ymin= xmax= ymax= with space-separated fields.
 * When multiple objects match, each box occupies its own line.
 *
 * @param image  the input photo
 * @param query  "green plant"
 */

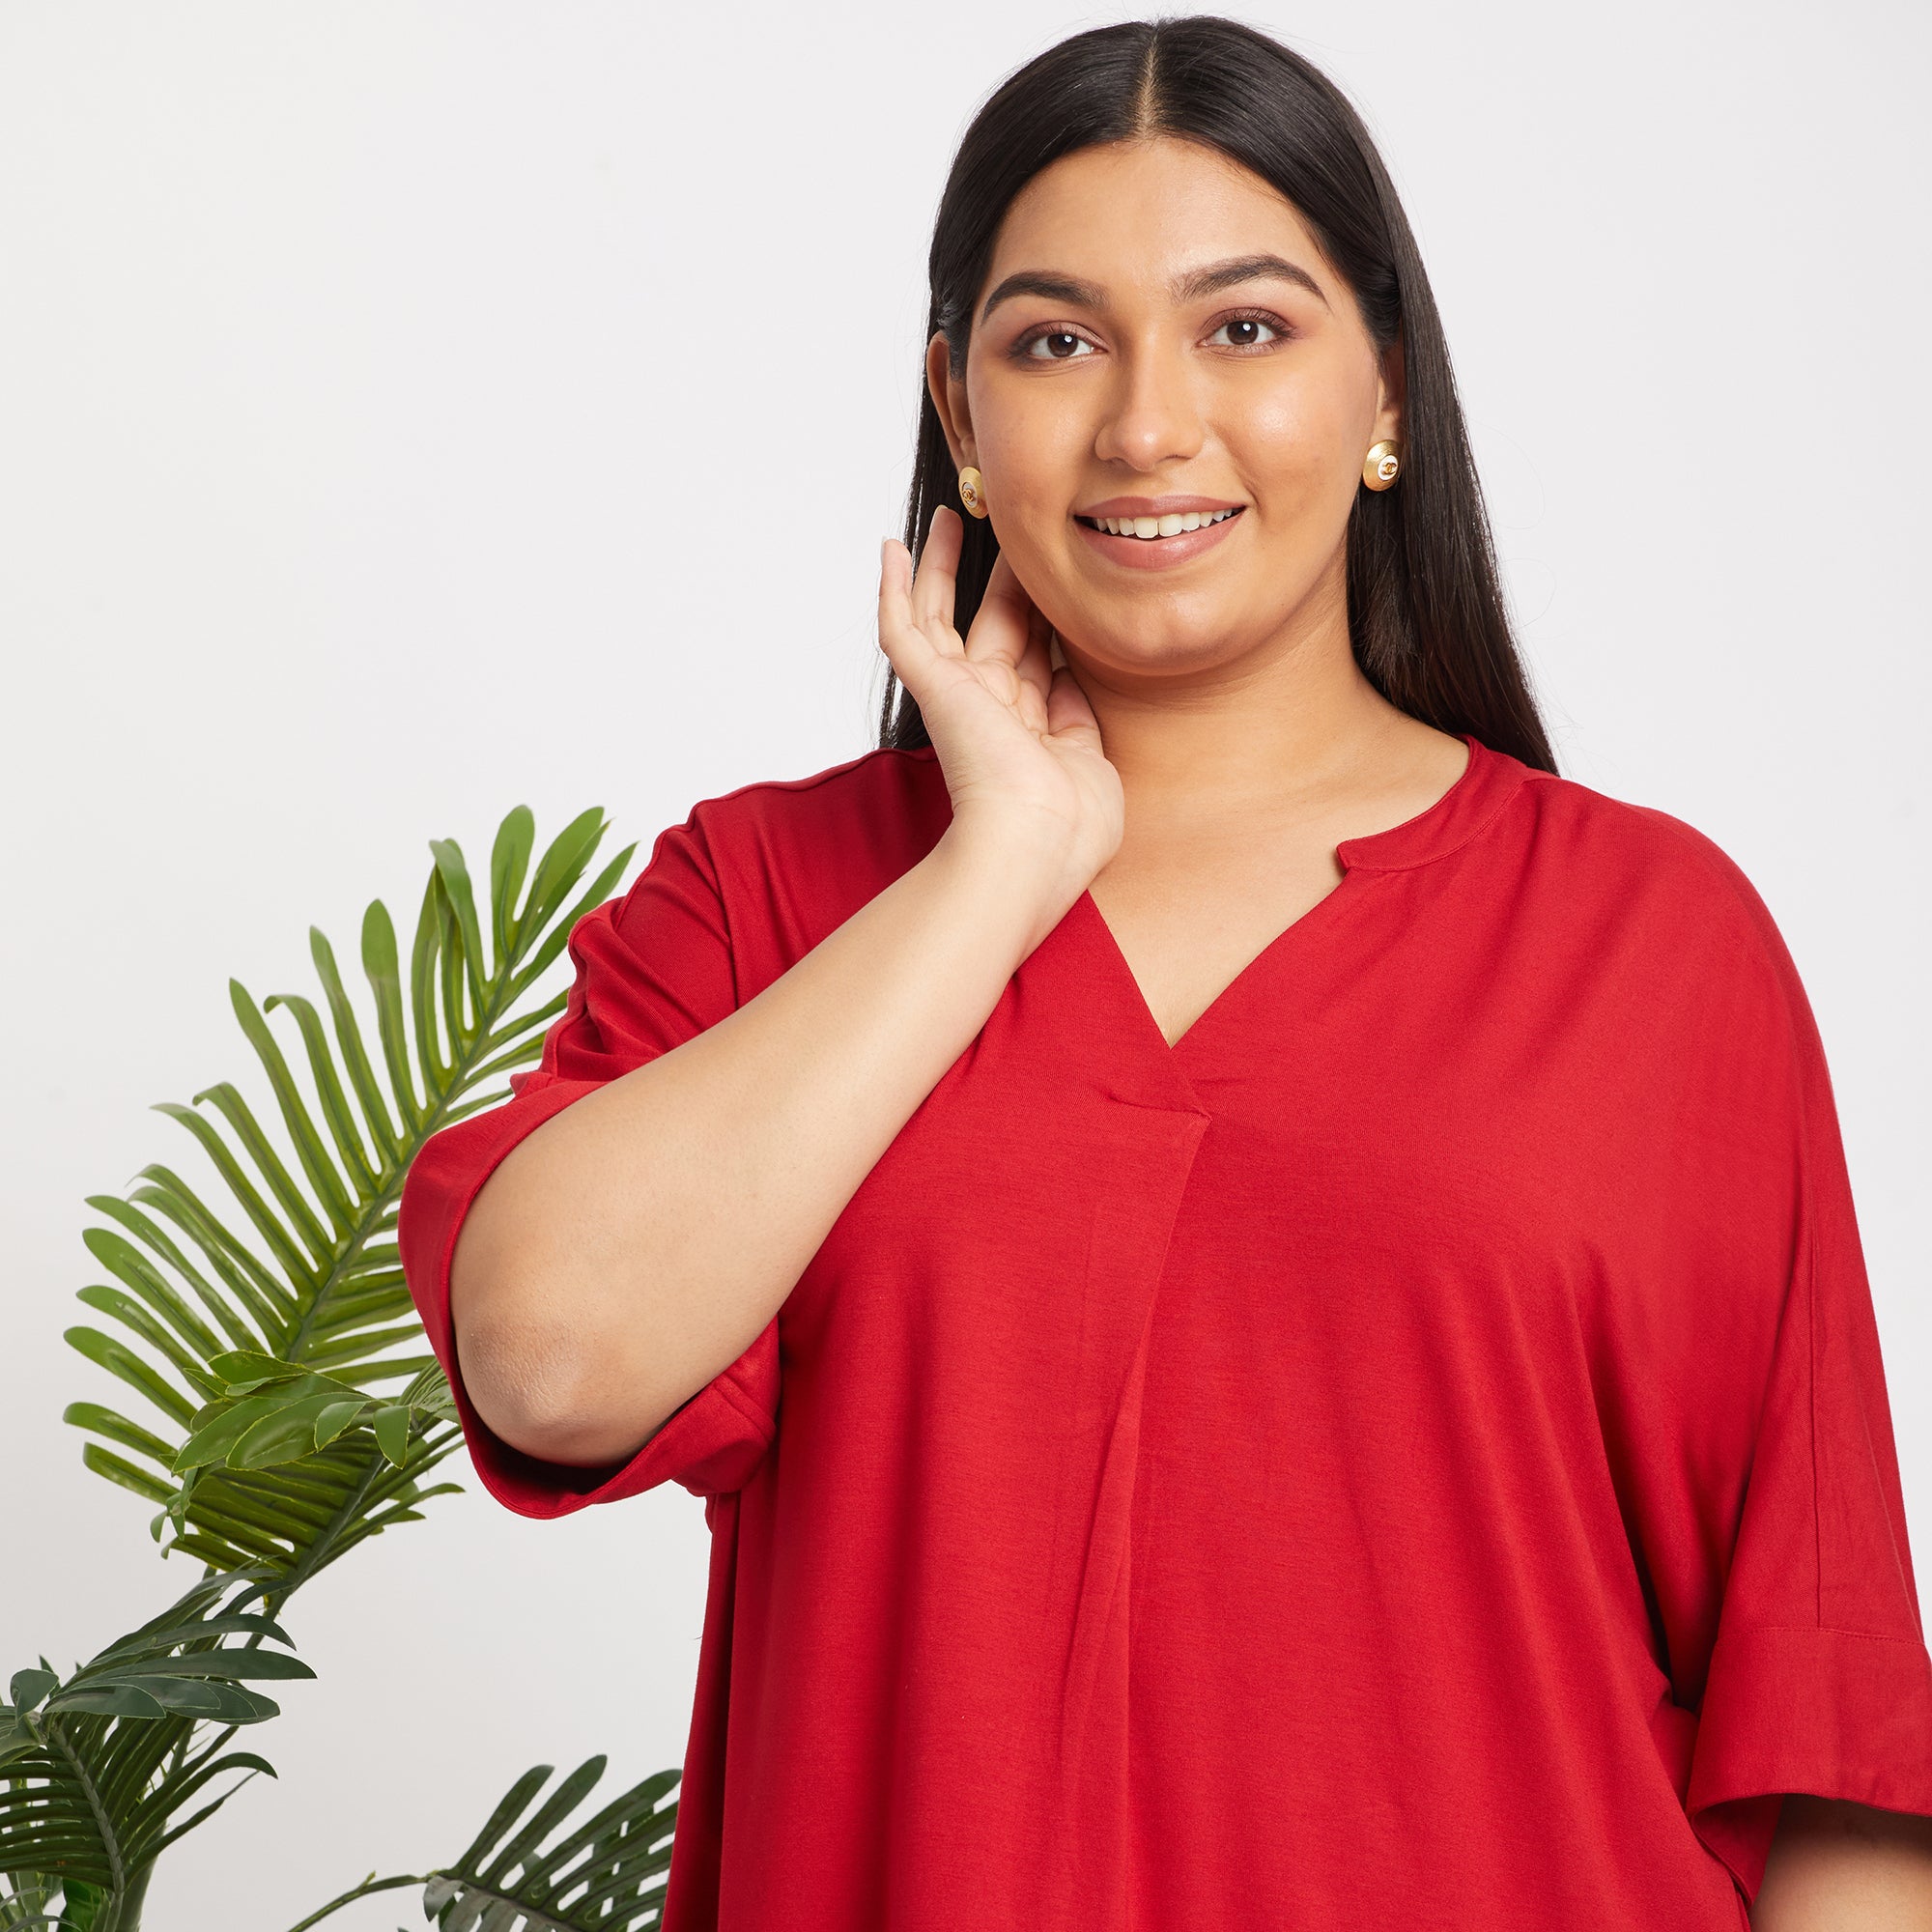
xmin=2 ymin=807 xmax=688 ymax=1928
xmin=279 ymin=1757 xmax=679 ymax=1932
xmin=64 ymin=804 xmax=634 ymax=1591
xmin=0 ymin=1569 xmax=303 ymax=1932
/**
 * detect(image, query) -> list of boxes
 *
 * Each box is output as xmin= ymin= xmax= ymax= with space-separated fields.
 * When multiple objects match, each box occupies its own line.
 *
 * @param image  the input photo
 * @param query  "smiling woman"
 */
xmin=883 ymin=16 xmax=1538 ymax=780
xmin=399 ymin=14 xmax=1932 ymax=1932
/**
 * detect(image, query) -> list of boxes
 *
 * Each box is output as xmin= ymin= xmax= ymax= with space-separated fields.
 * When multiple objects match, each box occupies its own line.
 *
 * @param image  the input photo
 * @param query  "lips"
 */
xmin=1077 ymin=506 xmax=1243 ymax=541
xmin=1074 ymin=494 xmax=1243 ymax=518
xmin=1072 ymin=503 xmax=1246 ymax=571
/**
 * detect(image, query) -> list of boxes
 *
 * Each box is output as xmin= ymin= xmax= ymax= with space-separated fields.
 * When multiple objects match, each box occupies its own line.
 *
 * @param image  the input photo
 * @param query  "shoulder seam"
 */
xmin=1349 ymin=763 xmax=1552 ymax=873
xmin=687 ymin=744 xmax=933 ymax=820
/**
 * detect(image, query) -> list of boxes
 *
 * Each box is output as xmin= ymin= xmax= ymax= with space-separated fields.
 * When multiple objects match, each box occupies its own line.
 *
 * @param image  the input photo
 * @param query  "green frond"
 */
xmin=0 ymin=1870 xmax=62 ymax=1929
xmin=489 ymin=806 xmax=537 ymax=965
xmin=507 ymin=841 xmax=639 ymax=1003
xmin=64 ymin=806 xmax=633 ymax=1597
xmin=259 ymin=989 xmax=380 ymax=1197
xmin=228 ymin=980 xmax=358 ymax=1235
xmin=420 ymin=1756 xmax=680 ymax=1931
xmin=308 ymin=925 xmax=400 ymax=1164
xmin=0 ymin=1571 xmax=299 ymax=1913
xmin=171 ymin=1356 xmax=457 ymax=1477
xmin=77 ymin=1444 xmax=176 ymax=1509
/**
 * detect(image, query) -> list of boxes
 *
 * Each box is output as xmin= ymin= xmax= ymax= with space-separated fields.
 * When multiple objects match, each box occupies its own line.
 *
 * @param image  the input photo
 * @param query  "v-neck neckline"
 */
xmin=1075 ymin=732 xmax=1492 ymax=1059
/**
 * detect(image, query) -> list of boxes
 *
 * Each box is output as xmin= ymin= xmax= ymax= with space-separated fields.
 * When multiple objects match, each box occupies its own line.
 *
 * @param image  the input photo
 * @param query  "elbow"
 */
xmin=453 ymin=1314 xmax=673 ymax=1469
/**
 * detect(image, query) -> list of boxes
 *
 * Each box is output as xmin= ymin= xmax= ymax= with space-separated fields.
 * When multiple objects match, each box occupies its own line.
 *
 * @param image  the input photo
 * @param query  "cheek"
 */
xmin=974 ymin=412 xmax=1092 ymax=595
xmin=975 ymin=397 xmax=1087 ymax=511
xmin=1228 ymin=384 xmax=1357 ymax=493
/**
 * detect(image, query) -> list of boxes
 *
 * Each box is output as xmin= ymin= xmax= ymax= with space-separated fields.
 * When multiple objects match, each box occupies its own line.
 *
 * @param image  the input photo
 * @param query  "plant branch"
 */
xmin=275 ymin=1869 xmax=423 ymax=1932
xmin=42 ymin=1715 xmax=126 ymax=1895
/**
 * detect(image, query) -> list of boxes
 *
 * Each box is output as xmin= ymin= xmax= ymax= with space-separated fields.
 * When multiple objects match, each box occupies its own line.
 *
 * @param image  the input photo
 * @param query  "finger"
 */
xmin=1011 ymin=616 xmax=1052 ymax=736
xmin=1013 ymin=596 xmax=1055 ymax=713
xmin=878 ymin=536 xmax=914 ymax=637
xmin=910 ymin=504 xmax=964 ymax=645
xmin=879 ymin=538 xmax=942 ymax=690
xmin=962 ymin=548 xmax=1036 ymax=671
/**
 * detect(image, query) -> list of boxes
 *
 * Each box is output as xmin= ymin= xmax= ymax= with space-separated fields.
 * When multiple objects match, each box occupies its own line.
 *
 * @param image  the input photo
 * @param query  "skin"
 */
xmin=922 ymin=132 xmax=1470 ymax=1048
xmin=451 ymin=127 xmax=1931 ymax=1914
xmin=1752 ymin=1796 xmax=1932 ymax=1927
xmin=900 ymin=130 xmax=1932 ymax=1918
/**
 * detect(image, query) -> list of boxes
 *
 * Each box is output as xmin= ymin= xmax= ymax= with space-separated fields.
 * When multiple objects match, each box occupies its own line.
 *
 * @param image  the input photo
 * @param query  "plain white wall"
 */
xmin=2 ymin=2 xmax=1925 ymax=1924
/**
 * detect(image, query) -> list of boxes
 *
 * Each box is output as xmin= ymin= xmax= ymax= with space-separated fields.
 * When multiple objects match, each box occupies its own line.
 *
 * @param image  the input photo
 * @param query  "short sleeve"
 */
xmin=1663 ymin=867 xmax=1932 ymax=1893
xmin=397 ymin=808 xmax=780 ymax=1517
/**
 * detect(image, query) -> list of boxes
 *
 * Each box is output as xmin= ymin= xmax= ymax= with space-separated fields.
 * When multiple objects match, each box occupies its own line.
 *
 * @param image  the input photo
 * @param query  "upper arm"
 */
xmin=399 ymin=806 xmax=781 ymax=1516
xmin=1751 ymin=1798 xmax=1932 ymax=1927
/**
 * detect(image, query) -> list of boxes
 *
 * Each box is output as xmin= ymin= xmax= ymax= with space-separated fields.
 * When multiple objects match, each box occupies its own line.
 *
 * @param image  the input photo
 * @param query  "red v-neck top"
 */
xmin=400 ymin=731 xmax=1932 ymax=1930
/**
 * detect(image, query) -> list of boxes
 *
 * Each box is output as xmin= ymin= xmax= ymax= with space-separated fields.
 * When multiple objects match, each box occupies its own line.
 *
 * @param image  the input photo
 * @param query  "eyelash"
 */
xmin=1009 ymin=307 xmax=1294 ymax=362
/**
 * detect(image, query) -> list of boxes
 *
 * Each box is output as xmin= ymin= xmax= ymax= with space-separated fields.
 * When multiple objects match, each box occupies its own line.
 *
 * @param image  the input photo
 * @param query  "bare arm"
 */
xmin=1748 ymin=1797 xmax=1932 ymax=1928
xmin=448 ymin=508 xmax=1122 ymax=1467
xmin=450 ymin=824 xmax=1063 ymax=1464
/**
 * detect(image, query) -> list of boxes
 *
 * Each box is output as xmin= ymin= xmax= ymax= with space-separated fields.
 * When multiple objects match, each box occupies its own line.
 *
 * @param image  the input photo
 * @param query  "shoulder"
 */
xmin=1509 ymin=758 xmax=1784 ymax=947
xmin=687 ymin=743 xmax=944 ymax=828
xmin=679 ymin=744 xmax=949 ymax=880
xmin=1497 ymin=754 xmax=1808 ymax=1033
xmin=621 ymin=747 xmax=951 ymax=979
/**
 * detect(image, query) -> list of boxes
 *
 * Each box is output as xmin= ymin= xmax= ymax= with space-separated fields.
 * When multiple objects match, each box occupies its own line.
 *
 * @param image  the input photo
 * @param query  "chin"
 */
xmin=1069 ymin=601 xmax=1260 ymax=668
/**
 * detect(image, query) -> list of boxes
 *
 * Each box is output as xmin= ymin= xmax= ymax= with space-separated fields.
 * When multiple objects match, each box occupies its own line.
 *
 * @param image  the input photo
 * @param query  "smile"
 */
xmin=1075 ymin=507 xmax=1243 ymax=540
xmin=1071 ymin=503 xmax=1246 ymax=572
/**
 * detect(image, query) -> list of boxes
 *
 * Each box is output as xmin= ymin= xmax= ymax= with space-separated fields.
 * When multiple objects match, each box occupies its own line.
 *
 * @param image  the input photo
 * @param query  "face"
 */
xmin=928 ymin=135 xmax=1402 ymax=679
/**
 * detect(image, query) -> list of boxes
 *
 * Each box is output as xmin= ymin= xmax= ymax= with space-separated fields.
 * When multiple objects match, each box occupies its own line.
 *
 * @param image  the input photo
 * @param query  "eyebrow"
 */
xmin=978 ymin=251 xmax=1330 ymax=325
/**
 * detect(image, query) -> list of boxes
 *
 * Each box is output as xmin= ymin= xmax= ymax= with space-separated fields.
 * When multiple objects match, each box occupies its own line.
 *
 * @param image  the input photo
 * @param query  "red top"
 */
xmin=400 ymin=731 xmax=1932 ymax=1930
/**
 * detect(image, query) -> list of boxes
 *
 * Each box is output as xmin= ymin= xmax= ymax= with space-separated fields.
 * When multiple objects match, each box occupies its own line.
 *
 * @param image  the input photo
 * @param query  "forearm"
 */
xmin=448 ymin=819 xmax=1061 ymax=1464
xmin=1748 ymin=1796 xmax=1932 ymax=1928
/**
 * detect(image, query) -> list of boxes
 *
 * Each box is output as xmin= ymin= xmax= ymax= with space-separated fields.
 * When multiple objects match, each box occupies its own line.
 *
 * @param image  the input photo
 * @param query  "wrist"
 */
xmin=928 ymin=814 xmax=1087 ymax=950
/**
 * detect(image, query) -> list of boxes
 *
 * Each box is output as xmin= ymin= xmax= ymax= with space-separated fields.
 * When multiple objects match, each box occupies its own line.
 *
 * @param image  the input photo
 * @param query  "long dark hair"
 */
xmin=876 ymin=14 xmax=1557 ymax=776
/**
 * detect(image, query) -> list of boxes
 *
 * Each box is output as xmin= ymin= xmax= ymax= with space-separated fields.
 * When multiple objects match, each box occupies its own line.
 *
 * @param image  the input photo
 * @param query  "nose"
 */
xmin=1091 ymin=340 xmax=1206 ymax=471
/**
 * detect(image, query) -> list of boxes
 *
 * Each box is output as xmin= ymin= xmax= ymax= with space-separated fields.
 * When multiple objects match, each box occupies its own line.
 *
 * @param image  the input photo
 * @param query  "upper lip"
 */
xmin=1074 ymin=495 xmax=1244 ymax=519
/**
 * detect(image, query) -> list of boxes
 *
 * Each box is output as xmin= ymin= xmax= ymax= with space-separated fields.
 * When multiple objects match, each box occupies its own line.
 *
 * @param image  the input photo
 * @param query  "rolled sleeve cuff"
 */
xmin=401 ymin=1076 xmax=778 ymax=1518
xmin=1686 ymin=1620 xmax=1932 ymax=1898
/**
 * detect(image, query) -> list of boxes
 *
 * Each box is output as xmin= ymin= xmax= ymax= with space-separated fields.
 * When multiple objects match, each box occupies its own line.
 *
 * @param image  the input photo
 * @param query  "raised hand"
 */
xmin=879 ymin=506 xmax=1122 ymax=903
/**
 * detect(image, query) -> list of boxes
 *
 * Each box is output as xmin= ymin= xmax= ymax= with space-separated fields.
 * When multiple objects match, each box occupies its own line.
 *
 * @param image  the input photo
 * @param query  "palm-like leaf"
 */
xmin=420 ymin=1756 xmax=679 ymax=1931
xmin=171 ymin=1353 xmax=457 ymax=1484
xmin=267 ymin=1756 xmax=684 ymax=1932
xmin=0 ymin=1569 xmax=304 ymax=1930
xmin=60 ymin=807 xmax=637 ymax=1594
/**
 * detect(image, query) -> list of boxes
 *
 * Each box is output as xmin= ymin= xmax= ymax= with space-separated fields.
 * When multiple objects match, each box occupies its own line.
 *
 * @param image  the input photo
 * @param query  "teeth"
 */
xmin=1093 ymin=508 xmax=1237 ymax=538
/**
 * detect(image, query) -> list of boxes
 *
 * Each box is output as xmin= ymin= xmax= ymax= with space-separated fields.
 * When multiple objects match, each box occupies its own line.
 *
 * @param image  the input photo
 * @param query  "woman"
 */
xmin=399 ymin=16 xmax=1932 ymax=1927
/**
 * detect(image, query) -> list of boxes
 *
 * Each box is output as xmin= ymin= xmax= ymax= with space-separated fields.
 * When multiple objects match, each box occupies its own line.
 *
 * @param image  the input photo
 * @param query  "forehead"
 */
xmin=984 ymin=136 xmax=1330 ymax=297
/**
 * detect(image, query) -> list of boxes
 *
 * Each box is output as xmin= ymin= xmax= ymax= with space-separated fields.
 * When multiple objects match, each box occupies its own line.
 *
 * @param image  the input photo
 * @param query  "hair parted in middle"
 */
xmin=880 ymin=14 xmax=1554 ymax=777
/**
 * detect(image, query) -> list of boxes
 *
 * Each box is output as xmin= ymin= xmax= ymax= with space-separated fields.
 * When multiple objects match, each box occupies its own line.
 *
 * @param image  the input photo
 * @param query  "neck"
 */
xmin=1059 ymin=553 xmax=1425 ymax=815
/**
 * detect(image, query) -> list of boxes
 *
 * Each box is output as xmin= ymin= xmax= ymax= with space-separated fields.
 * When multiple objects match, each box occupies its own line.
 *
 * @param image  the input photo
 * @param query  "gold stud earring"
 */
xmin=1362 ymin=440 xmax=1403 ymax=491
xmin=957 ymin=466 xmax=989 ymax=519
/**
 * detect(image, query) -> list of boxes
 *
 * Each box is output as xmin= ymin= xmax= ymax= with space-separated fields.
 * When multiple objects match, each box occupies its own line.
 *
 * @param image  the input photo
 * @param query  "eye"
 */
xmin=1017 ymin=327 xmax=1095 ymax=362
xmin=1207 ymin=312 xmax=1289 ymax=350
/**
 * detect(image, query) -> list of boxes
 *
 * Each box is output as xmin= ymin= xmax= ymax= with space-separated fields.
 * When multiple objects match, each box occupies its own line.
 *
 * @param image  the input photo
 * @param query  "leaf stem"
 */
xmin=274 ymin=1870 xmax=423 ymax=1932
xmin=43 ymin=1715 xmax=126 ymax=1895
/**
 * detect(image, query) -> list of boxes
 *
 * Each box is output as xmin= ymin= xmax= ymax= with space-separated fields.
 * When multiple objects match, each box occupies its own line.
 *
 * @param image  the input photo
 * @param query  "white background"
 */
xmin=1 ymin=3 xmax=1926 ymax=1925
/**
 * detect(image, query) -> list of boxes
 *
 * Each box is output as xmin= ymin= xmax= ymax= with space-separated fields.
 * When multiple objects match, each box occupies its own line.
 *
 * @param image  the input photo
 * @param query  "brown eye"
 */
xmin=1208 ymin=316 xmax=1285 ymax=349
xmin=1023 ymin=328 xmax=1094 ymax=361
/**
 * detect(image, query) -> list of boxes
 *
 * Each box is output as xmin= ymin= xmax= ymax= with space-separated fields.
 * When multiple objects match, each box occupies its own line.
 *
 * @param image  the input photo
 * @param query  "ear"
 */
xmin=1374 ymin=326 xmax=1406 ymax=444
xmin=925 ymin=331 xmax=978 ymax=469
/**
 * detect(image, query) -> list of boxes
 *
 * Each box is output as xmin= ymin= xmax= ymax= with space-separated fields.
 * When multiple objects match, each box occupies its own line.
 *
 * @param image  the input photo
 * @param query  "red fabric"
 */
xmin=398 ymin=733 xmax=1932 ymax=1929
